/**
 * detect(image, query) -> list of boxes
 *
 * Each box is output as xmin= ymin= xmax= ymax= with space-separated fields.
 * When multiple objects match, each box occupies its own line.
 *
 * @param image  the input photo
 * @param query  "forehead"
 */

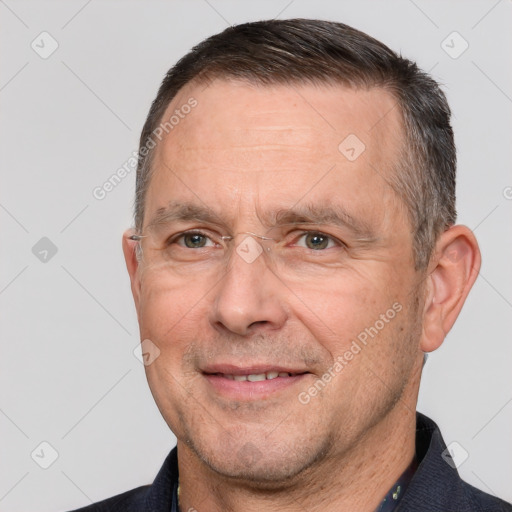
xmin=147 ymin=79 xmax=406 ymax=231
xmin=158 ymin=78 xmax=402 ymax=161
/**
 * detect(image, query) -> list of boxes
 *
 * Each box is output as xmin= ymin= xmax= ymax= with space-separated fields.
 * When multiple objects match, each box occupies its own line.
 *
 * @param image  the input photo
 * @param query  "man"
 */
xmin=71 ymin=19 xmax=511 ymax=512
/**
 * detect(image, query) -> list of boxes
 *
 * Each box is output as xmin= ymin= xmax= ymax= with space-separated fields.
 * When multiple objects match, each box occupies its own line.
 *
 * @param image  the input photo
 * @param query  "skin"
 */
xmin=123 ymin=79 xmax=481 ymax=511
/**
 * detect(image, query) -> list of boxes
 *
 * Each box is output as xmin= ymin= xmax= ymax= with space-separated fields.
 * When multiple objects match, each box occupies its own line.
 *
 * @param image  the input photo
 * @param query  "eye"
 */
xmin=172 ymin=231 xmax=216 ymax=249
xmin=295 ymin=232 xmax=338 ymax=250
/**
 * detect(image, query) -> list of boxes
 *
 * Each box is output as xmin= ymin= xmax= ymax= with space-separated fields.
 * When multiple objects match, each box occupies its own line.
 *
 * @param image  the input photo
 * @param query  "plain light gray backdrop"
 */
xmin=1 ymin=1 xmax=511 ymax=510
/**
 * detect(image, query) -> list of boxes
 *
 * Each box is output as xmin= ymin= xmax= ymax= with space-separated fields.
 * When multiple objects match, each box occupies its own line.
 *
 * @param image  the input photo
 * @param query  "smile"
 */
xmin=215 ymin=371 xmax=300 ymax=381
xmin=202 ymin=367 xmax=310 ymax=400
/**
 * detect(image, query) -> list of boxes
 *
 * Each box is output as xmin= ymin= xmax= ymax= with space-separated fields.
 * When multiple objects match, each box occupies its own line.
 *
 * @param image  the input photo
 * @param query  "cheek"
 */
xmin=137 ymin=272 xmax=212 ymax=353
xmin=289 ymin=268 xmax=403 ymax=353
xmin=139 ymin=270 xmax=197 ymax=317
xmin=138 ymin=277 xmax=210 ymax=428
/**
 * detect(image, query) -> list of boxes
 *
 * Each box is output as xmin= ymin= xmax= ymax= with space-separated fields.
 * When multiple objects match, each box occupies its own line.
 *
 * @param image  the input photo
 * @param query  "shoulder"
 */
xmin=460 ymin=481 xmax=512 ymax=512
xmin=63 ymin=448 xmax=178 ymax=512
xmin=399 ymin=413 xmax=512 ymax=512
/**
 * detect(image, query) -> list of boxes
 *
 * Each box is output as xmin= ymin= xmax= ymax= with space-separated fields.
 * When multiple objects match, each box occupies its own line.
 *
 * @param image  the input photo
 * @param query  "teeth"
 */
xmin=221 ymin=371 xmax=294 ymax=381
xmin=247 ymin=373 xmax=266 ymax=382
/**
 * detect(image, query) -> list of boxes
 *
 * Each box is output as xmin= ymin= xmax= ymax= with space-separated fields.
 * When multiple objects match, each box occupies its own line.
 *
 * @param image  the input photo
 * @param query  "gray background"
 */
xmin=1 ymin=0 xmax=511 ymax=510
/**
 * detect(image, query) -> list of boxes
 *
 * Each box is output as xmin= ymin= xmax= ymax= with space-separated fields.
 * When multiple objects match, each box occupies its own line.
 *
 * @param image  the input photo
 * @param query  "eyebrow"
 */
xmin=271 ymin=203 xmax=376 ymax=240
xmin=146 ymin=202 xmax=226 ymax=231
xmin=145 ymin=200 xmax=377 ymax=240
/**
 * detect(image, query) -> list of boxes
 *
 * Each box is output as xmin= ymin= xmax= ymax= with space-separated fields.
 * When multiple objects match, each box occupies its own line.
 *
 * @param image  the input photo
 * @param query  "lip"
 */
xmin=201 ymin=364 xmax=311 ymax=400
xmin=202 ymin=363 xmax=308 ymax=375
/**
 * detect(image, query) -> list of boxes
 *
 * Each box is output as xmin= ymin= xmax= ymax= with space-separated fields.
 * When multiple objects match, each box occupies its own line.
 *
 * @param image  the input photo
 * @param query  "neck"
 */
xmin=178 ymin=366 xmax=421 ymax=512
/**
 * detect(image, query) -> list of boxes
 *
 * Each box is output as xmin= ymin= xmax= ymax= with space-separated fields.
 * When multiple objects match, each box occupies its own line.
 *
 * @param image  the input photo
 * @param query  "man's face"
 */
xmin=128 ymin=80 xmax=426 ymax=483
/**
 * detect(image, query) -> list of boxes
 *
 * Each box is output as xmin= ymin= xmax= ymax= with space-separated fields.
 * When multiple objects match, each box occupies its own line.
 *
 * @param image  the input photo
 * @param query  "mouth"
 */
xmin=201 ymin=366 xmax=311 ymax=400
xmin=211 ymin=371 xmax=303 ymax=381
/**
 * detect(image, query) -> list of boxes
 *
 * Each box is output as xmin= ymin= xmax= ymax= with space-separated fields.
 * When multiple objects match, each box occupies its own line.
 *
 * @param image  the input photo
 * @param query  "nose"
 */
xmin=209 ymin=240 xmax=288 ymax=337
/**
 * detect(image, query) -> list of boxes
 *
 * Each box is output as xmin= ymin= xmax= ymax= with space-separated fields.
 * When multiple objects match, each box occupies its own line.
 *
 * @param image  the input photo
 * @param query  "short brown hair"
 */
xmin=135 ymin=18 xmax=456 ymax=269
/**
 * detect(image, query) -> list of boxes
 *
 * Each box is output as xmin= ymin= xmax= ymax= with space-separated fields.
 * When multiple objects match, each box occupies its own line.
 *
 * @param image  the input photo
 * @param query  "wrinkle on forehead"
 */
xmin=156 ymin=79 xmax=403 ymax=167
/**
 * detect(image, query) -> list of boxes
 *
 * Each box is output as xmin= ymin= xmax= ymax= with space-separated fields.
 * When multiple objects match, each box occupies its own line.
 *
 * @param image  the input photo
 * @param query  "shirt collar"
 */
xmin=375 ymin=456 xmax=418 ymax=512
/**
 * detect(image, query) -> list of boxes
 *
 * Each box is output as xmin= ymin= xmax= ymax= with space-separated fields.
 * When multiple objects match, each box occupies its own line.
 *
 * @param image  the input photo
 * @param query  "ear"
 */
xmin=420 ymin=225 xmax=481 ymax=353
xmin=122 ymin=229 xmax=142 ymax=317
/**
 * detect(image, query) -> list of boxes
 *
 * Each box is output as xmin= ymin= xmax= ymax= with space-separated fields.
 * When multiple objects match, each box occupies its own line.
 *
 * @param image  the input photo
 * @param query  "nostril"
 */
xmin=248 ymin=320 xmax=270 ymax=329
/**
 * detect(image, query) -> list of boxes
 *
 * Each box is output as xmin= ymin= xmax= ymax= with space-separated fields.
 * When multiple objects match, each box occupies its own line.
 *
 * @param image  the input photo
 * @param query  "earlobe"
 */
xmin=420 ymin=225 xmax=481 ymax=353
xmin=122 ymin=229 xmax=142 ymax=312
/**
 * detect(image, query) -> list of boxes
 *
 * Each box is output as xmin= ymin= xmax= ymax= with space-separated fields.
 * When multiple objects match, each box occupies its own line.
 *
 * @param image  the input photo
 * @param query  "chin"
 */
xmin=185 ymin=427 xmax=333 ymax=488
